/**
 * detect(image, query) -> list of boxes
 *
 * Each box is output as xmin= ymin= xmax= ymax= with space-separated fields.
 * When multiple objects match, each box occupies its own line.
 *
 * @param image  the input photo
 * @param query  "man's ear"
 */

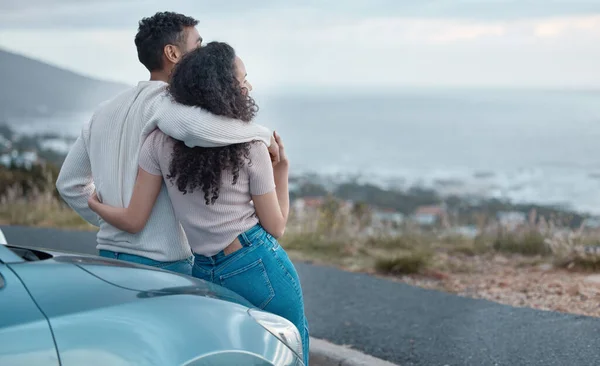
xmin=164 ymin=44 xmax=182 ymax=64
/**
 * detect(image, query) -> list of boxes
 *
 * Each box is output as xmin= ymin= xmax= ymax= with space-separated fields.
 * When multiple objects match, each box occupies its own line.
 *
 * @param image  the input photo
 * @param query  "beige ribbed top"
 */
xmin=139 ymin=129 xmax=276 ymax=256
xmin=56 ymin=81 xmax=272 ymax=261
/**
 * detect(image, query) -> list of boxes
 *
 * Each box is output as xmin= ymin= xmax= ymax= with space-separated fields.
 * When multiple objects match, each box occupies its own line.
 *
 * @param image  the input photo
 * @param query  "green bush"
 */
xmin=493 ymin=230 xmax=550 ymax=256
xmin=374 ymin=250 xmax=432 ymax=275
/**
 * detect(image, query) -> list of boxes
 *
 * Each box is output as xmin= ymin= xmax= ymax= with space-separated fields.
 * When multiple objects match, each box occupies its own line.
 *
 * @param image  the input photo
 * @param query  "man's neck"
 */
xmin=149 ymin=70 xmax=170 ymax=83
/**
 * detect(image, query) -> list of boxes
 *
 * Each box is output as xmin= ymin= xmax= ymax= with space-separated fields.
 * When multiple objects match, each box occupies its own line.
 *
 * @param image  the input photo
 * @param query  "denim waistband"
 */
xmin=98 ymin=250 xmax=193 ymax=263
xmin=238 ymin=223 xmax=265 ymax=246
xmin=194 ymin=224 xmax=264 ymax=265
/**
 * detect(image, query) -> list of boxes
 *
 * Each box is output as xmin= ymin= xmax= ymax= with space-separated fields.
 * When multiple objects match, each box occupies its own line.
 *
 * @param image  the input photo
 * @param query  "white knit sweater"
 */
xmin=56 ymin=81 xmax=271 ymax=261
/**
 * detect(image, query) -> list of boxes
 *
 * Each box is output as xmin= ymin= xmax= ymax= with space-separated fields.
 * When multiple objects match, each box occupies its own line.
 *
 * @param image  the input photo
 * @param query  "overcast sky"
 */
xmin=1 ymin=0 xmax=600 ymax=91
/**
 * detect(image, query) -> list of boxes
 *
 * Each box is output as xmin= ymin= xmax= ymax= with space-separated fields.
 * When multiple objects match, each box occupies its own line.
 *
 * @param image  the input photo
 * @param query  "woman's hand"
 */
xmin=88 ymin=190 xmax=101 ymax=211
xmin=268 ymin=134 xmax=280 ymax=165
xmin=272 ymin=131 xmax=288 ymax=168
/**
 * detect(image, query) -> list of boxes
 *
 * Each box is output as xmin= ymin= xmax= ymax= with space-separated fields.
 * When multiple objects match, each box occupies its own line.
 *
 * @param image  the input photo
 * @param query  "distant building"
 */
xmin=413 ymin=205 xmax=448 ymax=227
xmin=372 ymin=208 xmax=404 ymax=226
xmin=0 ymin=149 xmax=40 ymax=170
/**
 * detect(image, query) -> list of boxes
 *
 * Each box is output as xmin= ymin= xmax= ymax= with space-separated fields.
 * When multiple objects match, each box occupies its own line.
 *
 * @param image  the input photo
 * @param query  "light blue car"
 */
xmin=0 ymin=234 xmax=304 ymax=366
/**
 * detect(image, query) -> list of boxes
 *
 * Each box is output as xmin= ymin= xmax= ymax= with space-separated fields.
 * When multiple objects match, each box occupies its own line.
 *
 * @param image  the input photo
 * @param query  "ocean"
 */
xmin=7 ymin=88 xmax=600 ymax=214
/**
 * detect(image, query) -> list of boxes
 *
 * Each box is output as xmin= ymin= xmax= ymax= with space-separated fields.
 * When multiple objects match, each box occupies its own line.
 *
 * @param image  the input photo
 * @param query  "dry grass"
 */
xmin=9 ymin=198 xmax=599 ymax=276
xmin=0 ymin=201 xmax=96 ymax=231
xmin=545 ymin=231 xmax=600 ymax=271
xmin=0 ymin=165 xmax=97 ymax=231
xmin=8 ymin=196 xmax=600 ymax=275
xmin=444 ymin=235 xmax=490 ymax=256
xmin=281 ymin=233 xmax=351 ymax=262
xmin=5 ymin=170 xmax=600 ymax=276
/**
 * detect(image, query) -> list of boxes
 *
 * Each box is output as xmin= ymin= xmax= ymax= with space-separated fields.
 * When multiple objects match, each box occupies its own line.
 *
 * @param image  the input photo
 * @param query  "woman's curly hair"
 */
xmin=166 ymin=42 xmax=259 ymax=204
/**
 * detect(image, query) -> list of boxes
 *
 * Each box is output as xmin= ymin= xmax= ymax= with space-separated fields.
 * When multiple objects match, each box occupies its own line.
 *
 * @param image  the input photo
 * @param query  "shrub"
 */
xmin=546 ymin=232 xmax=600 ymax=271
xmin=493 ymin=230 xmax=550 ymax=256
xmin=374 ymin=250 xmax=432 ymax=275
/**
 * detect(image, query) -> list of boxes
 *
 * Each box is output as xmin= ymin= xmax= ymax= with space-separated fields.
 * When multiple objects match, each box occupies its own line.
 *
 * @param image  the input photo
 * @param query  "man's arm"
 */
xmin=56 ymin=123 xmax=101 ymax=226
xmin=143 ymin=89 xmax=273 ymax=148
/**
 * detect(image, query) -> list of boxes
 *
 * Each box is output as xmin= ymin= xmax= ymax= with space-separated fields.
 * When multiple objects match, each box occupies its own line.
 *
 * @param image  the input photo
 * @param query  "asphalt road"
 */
xmin=3 ymin=225 xmax=600 ymax=366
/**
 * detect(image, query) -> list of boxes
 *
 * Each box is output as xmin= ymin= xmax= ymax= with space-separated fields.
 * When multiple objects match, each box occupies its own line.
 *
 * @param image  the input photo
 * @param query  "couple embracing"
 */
xmin=56 ymin=11 xmax=309 ymax=365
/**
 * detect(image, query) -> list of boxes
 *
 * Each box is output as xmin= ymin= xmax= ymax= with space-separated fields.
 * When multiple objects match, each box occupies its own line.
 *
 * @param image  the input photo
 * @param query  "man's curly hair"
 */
xmin=166 ymin=42 xmax=259 ymax=205
xmin=135 ymin=11 xmax=198 ymax=72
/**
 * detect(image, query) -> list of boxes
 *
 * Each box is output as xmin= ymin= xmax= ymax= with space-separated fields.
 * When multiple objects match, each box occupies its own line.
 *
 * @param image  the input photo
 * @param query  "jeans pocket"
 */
xmin=219 ymin=259 xmax=275 ymax=309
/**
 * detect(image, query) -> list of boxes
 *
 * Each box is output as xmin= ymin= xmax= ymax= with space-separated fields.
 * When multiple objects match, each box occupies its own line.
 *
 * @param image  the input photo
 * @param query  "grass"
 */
xmin=0 ymin=202 xmax=96 ymax=231
xmin=0 ymin=198 xmax=564 ymax=275
xmin=446 ymin=235 xmax=490 ymax=256
xmin=5 ymin=194 xmax=600 ymax=275
xmin=282 ymin=230 xmax=436 ymax=275
xmin=493 ymin=230 xmax=550 ymax=256
xmin=0 ymin=164 xmax=96 ymax=231
xmin=374 ymin=250 xmax=433 ymax=275
xmin=281 ymin=233 xmax=350 ymax=259
xmin=5 ymin=163 xmax=600 ymax=277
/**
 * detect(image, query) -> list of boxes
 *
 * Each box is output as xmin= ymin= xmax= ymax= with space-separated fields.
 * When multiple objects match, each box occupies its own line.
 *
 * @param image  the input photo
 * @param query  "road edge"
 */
xmin=309 ymin=337 xmax=398 ymax=366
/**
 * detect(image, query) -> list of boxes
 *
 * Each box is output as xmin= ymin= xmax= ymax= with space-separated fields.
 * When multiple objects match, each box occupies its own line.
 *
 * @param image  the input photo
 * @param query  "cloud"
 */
xmin=3 ymin=12 xmax=600 ymax=90
xmin=1 ymin=2 xmax=600 ymax=89
xmin=0 ymin=1 xmax=281 ymax=29
xmin=532 ymin=15 xmax=600 ymax=38
xmin=2 ymin=0 xmax=600 ymax=29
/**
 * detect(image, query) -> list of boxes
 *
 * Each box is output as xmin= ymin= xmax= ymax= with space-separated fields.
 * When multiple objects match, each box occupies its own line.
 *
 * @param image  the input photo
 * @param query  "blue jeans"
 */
xmin=99 ymin=250 xmax=193 ymax=276
xmin=192 ymin=225 xmax=310 ymax=365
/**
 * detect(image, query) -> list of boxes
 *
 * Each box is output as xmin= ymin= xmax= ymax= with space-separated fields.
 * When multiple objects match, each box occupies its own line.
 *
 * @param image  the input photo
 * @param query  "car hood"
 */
xmin=75 ymin=256 xmax=253 ymax=307
xmin=8 ymin=244 xmax=253 ymax=308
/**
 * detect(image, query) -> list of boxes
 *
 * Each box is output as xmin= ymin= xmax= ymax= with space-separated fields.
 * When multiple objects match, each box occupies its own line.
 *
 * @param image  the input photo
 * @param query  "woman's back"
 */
xmin=139 ymin=129 xmax=275 ymax=256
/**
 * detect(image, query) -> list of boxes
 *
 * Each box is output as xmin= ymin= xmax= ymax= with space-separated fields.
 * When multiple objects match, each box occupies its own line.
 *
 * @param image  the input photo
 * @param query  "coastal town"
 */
xmin=3 ymin=122 xmax=600 ymax=239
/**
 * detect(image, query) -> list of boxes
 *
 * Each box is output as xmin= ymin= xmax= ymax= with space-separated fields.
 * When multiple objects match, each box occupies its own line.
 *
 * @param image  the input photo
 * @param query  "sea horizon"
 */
xmin=4 ymin=87 xmax=600 ymax=215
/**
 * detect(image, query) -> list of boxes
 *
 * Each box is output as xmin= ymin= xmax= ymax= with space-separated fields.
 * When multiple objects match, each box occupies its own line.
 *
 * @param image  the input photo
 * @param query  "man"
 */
xmin=56 ymin=11 xmax=276 ymax=275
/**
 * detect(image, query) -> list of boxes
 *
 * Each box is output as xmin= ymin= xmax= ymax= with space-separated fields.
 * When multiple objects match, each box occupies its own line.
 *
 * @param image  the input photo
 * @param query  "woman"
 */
xmin=87 ymin=42 xmax=309 ymax=364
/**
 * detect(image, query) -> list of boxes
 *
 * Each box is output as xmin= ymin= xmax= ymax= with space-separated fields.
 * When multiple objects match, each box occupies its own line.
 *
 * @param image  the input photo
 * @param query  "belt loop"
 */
xmin=238 ymin=232 xmax=251 ymax=247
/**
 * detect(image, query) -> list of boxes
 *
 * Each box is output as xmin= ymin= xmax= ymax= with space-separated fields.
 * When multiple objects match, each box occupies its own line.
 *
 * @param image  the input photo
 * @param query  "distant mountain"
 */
xmin=0 ymin=48 xmax=130 ymax=118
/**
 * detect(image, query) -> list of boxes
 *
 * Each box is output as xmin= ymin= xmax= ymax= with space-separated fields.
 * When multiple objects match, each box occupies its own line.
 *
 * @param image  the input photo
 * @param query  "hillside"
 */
xmin=0 ymin=48 xmax=130 ymax=117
